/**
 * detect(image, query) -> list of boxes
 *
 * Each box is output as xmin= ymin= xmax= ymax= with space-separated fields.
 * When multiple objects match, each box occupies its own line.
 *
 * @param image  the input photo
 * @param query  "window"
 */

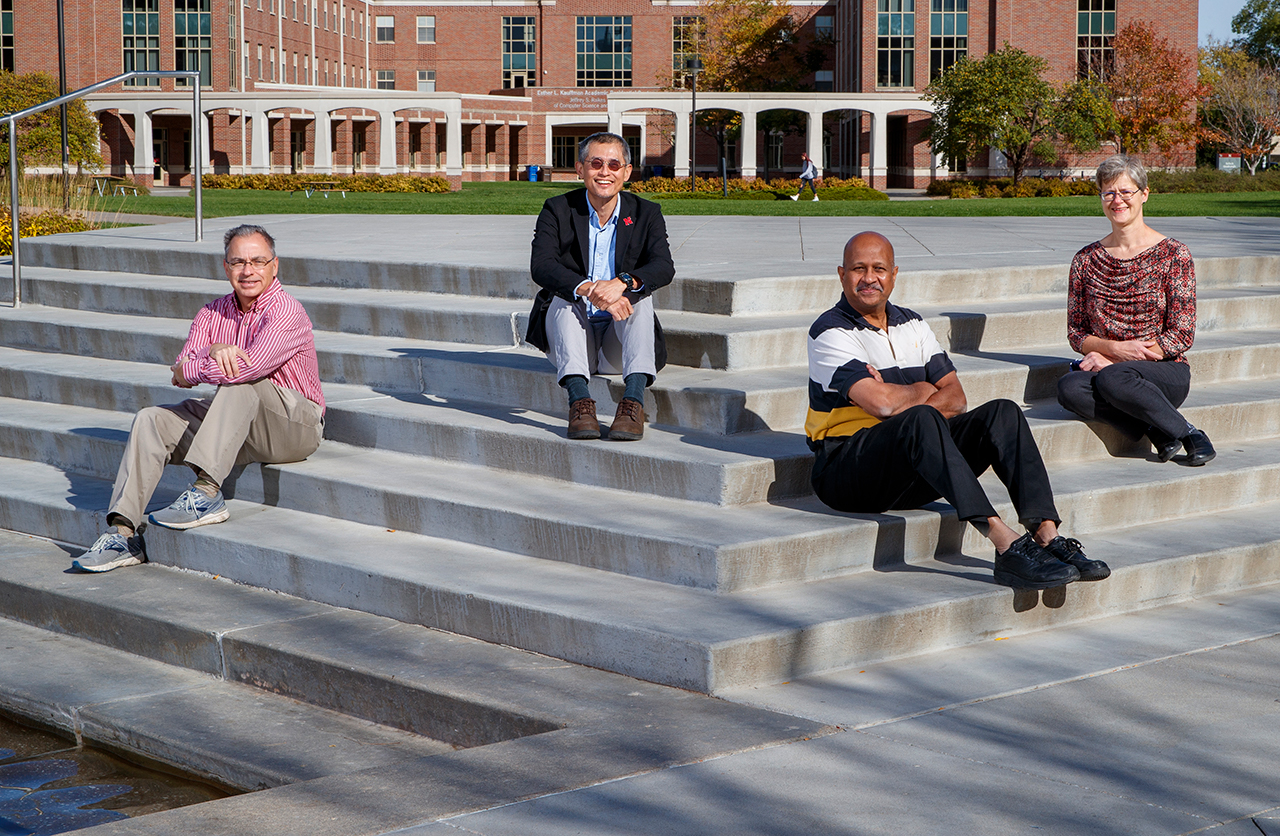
xmin=929 ymin=0 xmax=966 ymax=80
xmin=304 ymin=55 xmax=310 ymax=84
xmin=553 ymin=136 xmax=579 ymax=168
xmin=244 ymin=41 xmax=250 ymax=80
xmin=418 ymin=69 xmax=436 ymax=91
xmin=876 ymin=0 xmax=914 ymax=88
xmin=422 ymin=15 xmax=442 ymax=42
xmin=376 ymin=69 xmax=395 ymax=89
xmin=1 ymin=0 xmax=13 ymax=73
xmin=292 ymin=52 xmax=298 ymax=84
xmin=292 ymin=0 xmax=296 ymax=19
xmin=123 ymin=0 xmax=160 ymax=86
xmin=270 ymin=46 xmax=276 ymax=81
xmin=766 ymin=131 xmax=784 ymax=170
xmin=671 ymin=16 xmax=701 ymax=88
xmin=503 ymin=16 xmax=536 ymax=88
xmin=376 ymin=15 xmax=394 ymax=42
xmin=257 ymin=44 xmax=263 ymax=79
xmin=1077 ymin=0 xmax=1116 ymax=79
xmin=815 ymin=15 xmax=834 ymax=40
xmin=302 ymin=0 xmax=307 ymax=23
xmin=815 ymin=69 xmax=833 ymax=91
xmin=175 ymin=0 xmax=212 ymax=87
xmin=577 ymin=16 xmax=632 ymax=87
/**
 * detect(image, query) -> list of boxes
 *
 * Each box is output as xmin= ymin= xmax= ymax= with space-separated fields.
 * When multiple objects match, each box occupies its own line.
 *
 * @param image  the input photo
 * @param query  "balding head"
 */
xmin=838 ymin=231 xmax=898 ymax=326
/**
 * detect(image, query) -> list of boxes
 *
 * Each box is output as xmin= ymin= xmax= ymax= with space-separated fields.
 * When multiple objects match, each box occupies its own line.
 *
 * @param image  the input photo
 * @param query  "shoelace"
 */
xmin=174 ymin=489 xmax=207 ymax=514
xmin=89 ymin=532 xmax=126 ymax=553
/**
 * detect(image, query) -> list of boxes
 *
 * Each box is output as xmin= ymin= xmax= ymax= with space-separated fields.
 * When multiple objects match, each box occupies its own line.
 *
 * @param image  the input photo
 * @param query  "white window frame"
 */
xmin=376 ymin=15 xmax=395 ymax=43
xmin=417 ymin=69 xmax=436 ymax=91
xmin=417 ymin=15 xmax=435 ymax=44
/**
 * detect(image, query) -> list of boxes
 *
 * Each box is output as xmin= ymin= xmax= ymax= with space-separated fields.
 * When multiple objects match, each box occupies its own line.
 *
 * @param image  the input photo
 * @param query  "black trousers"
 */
xmin=811 ymin=399 xmax=1060 ymax=525
xmin=1056 ymin=360 xmax=1191 ymax=441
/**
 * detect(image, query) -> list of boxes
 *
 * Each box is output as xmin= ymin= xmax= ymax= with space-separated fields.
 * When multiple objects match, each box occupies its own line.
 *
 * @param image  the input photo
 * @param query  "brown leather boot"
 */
xmin=567 ymin=398 xmax=600 ymax=440
xmin=609 ymin=398 xmax=645 ymax=441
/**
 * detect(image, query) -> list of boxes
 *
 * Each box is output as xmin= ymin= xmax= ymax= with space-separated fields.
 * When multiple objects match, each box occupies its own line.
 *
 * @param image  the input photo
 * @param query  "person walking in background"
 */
xmin=1056 ymin=154 xmax=1214 ymax=466
xmin=791 ymin=152 xmax=820 ymax=202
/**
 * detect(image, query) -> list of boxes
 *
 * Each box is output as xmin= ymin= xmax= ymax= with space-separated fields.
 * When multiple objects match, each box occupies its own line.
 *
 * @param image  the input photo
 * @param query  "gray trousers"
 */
xmin=107 ymin=379 xmax=324 ymax=530
xmin=545 ymin=294 xmax=657 ymax=384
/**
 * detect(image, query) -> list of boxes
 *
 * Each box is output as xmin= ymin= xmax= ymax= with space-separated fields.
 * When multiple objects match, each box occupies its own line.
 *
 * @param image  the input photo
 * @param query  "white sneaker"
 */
xmin=789 ymin=195 xmax=798 ymax=201
xmin=812 ymin=195 xmax=819 ymax=201
xmin=73 ymin=531 xmax=146 ymax=572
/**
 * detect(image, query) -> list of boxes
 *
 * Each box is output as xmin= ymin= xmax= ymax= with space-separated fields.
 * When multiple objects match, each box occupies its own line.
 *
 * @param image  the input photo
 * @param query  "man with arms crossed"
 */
xmin=806 ymin=231 xmax=1109 ymax=588
xmin=527 ymin=132 xmax=675 ymax=440
xmin=73 ymin=224 xmax=325 ymax=571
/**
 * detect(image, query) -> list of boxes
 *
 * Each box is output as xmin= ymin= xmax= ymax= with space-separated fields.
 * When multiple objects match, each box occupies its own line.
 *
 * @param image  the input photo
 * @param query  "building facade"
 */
xmin=6 ymin=0 xmax=1195 ymax=189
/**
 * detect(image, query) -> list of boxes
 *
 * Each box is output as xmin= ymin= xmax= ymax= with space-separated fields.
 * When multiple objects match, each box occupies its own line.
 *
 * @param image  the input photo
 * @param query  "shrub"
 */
xmin=628 ymin=174 xmax=871 ymax=195
xmin=0 ymin=208 xmax=92 ymax=256
xmin=981 ymin=184 xmax=1004 ymax=199
xmin=201 ymin=173 xmax=451 ymax=193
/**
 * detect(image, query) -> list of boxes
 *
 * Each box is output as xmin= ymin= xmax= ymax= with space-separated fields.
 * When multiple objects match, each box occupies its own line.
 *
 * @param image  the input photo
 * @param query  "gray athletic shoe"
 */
xmin=149 ymin=487 xmax=230 ymax=530
xmin=72 ymin=531 xmax=146 ymax=572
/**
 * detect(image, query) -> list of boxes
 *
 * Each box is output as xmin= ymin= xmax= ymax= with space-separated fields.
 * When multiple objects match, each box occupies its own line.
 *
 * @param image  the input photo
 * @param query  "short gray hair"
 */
xmin=1095 ymin=154 xmax=1148 ymax=192
xmin=578 ymin=132 xmax=631 ymax=166
xmin=223 ymin=224 xmax=277 ymax=258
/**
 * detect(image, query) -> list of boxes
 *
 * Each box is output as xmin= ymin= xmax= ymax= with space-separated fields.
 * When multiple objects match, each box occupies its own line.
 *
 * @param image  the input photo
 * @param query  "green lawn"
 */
xmin=84 ymin=181 xmax=1280 ymax=218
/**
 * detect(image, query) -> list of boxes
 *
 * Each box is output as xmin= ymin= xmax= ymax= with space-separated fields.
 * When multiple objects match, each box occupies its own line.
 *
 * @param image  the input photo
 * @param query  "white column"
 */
xmin=673 ymin=105 xmax=690 ymax=178
xmin=377 ymin=110 xmax=397 ymax=174
xmin=739 ymin=107 xmax=757 ymax=179
xmin=250 ymin=109 xmax=271 ymax=173
xmin=314 ymin=111 xmax=333 ymax=173
xmin=607 ymin=106 xmax=623 ymax=136
xmin=444 ymin=102 xmax=463 ymax=177
xmin=132 ymin=110 xmax=153 ymax=179
xmin=870 ymin=111 xmax=887 ymax=190
xmin=807 ymin=108 xmax=824 ymax=173
xmin=200 ymin=111 xmax=212 ymax=168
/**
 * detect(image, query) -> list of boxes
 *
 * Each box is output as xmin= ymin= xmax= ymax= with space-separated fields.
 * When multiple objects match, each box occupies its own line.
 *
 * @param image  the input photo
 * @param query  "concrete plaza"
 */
xmin=4 ymin=211 xmax=1280 ymax=836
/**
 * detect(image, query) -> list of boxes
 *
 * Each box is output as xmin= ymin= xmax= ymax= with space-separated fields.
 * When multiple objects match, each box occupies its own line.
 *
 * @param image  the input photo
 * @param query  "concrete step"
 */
xmin=0 ymin=531 xmax=823 ymax=825
xmin=0 ymin=617 xmax=461 ymax=792
xmin=5 ymin=478 xmax=1280 ymax=694
xmin=5 ymin=342 xmax=1280 ymax=504
xmin=3 ymin=303 xmax=1275 ymax=434
xmin=19 ymin=266 xmax=1280 ymax=372
xmin=1 ymin=402 xmax=1278 ymax=593
xmin=24 ymin=235 xmax=1279 ymax=314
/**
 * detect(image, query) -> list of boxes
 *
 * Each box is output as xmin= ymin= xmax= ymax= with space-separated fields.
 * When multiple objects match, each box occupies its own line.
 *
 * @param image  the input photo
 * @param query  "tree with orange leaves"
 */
xmin=1102 ymin=20 xmax=1201 ymax=157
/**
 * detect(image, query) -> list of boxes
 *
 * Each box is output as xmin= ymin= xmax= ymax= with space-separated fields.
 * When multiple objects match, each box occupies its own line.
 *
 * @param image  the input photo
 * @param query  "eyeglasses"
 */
xmin=225 ymin=257 xmax=276 ymax=269
xmin=586 ymin=157 xmax=626 ymax=171
xmin=1100 ymin=188 xmax=1140 ymax=202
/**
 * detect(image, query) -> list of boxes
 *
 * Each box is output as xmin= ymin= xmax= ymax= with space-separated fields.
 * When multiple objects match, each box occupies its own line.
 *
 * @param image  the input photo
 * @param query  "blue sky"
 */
xmin=1200 ymin=0 xmax=1249 ymax=44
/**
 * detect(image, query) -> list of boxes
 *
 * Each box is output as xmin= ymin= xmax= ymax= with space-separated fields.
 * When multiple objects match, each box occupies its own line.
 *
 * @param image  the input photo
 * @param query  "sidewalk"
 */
xmin=405 ymin=581 xmax=1280 ymax=835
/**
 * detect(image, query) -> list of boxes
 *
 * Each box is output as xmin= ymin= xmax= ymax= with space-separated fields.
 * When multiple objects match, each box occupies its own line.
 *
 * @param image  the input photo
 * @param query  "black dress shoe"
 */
xmin=1042 ymin=535 xmax=1110 ymax=581
xmin=1147 ymin=427 xmax=1181 ymax=463
xmin=1181 ymin=428 xmax=1215 ymax=466
xmin=993 ymin=533 xmax=1081 ymax=589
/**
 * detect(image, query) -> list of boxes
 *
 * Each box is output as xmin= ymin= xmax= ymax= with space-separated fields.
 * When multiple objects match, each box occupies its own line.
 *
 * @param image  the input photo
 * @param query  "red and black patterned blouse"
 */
xmin=1066 ymin=237 xmax=1196 ymax=365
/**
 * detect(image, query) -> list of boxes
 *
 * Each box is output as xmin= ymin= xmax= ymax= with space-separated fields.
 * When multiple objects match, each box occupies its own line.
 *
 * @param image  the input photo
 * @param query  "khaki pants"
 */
xmin=107 ymin=379 xmax=324 ymax=530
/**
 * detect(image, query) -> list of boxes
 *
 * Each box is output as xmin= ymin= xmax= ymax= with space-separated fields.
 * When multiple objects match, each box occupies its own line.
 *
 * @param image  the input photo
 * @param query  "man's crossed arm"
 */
xmin=847 ymin=369 xmax=968 ymax=420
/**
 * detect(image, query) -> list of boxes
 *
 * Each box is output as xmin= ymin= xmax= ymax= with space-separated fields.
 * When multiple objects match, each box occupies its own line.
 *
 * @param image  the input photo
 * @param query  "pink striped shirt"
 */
xmin=176 ymin=279 xmax=325 ymax=413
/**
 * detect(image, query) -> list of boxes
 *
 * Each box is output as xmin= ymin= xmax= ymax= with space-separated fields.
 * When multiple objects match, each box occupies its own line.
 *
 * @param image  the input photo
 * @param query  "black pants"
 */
xmin=811 ymin=399 xmax=1060 ymax=525
xmin=1056 ymin=360 xmax=1191 ymax=441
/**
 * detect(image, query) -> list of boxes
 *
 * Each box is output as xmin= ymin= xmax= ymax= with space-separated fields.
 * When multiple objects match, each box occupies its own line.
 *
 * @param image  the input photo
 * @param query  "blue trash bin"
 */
xmin=652 ymin=166 xmax=664 ymax=178
xmin=528 ymin=165 xmax=539 ymax=182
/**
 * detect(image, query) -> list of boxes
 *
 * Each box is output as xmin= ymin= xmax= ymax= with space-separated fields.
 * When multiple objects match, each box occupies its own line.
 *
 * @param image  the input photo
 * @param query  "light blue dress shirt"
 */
xmin=581 ymin=200 xmax=619 ymax=319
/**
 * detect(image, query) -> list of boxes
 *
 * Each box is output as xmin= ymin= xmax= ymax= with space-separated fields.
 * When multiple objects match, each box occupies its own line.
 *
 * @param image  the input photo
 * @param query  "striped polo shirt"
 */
xmin=806 ymin=296 xmax=954 ymax=450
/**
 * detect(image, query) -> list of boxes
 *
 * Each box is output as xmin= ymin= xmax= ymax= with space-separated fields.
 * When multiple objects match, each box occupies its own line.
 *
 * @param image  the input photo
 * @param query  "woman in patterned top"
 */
xmin=1056 ymin=154 xmax=1215 ymax=466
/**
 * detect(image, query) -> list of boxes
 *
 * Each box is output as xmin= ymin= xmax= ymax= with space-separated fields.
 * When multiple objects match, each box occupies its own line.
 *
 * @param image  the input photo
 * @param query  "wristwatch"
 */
xmin=617 ymin=272 xmax=637 ymax=292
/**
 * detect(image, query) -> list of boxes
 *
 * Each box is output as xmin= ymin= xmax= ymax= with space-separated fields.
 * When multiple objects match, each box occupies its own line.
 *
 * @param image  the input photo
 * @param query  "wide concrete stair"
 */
xmin=3 ymin=237 xmax=1280 ymax=695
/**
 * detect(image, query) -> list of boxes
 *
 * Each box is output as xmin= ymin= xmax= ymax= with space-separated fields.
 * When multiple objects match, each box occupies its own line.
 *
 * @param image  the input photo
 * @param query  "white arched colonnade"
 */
xmin=605 ymin=91 xmax=937 ymax=187
xmin=84 ymin=86 xmax=525 ymax=180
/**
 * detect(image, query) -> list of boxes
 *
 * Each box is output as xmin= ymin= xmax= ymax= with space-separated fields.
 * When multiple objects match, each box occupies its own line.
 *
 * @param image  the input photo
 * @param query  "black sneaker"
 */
xmin=993 ymin=533 xmax=1080 ymax=589
xmin=1042 ymin=535 xmax=1110 ymax=581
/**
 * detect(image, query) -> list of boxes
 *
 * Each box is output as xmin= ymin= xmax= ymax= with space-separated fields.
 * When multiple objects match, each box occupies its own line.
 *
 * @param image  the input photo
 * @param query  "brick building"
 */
xmin=5 ymin=0 xmax=1195 ymax=189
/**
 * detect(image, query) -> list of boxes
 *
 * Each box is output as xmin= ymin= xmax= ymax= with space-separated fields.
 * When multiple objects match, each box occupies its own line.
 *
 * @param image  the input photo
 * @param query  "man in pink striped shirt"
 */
xmin=73 ymin=224 xmax=325 ymax=572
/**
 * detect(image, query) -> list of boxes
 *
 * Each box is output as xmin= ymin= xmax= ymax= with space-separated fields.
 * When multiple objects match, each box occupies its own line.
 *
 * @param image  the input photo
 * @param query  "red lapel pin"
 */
xmin=623 ymin=216 xmax=633 ymax=226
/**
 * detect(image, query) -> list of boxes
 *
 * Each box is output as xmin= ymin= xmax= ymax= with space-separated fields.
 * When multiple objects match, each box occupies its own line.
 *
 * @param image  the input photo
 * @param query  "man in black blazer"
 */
xmin=527 ymin=132 xmax=675 ymax=440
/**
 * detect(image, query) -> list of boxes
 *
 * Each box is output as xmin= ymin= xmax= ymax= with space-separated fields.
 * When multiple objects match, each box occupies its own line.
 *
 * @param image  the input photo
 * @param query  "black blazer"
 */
xmin=526 ymin=189 xmax=675 ymax=370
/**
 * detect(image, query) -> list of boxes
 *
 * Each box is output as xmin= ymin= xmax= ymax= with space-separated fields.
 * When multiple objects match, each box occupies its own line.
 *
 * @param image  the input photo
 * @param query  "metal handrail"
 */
xmin=6 ymin=70 xmax=203 ymax=307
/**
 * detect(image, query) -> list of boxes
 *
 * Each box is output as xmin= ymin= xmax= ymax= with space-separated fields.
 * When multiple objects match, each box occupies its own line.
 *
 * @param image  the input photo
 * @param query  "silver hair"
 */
xmin=223 ymin=224 xmax=277 ymax=258
xmin=577 ymin=132 xmax=631 ymax=166
xmin=1095 ymin=154 xmax=1149 ymax=192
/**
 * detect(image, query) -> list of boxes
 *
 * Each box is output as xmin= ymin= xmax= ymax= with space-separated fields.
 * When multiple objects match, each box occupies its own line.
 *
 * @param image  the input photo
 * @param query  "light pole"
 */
xmin=58 ymin=0 xmax=69 ymax=212
xmin=685 ymin=57 xmax=702 ymax=193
